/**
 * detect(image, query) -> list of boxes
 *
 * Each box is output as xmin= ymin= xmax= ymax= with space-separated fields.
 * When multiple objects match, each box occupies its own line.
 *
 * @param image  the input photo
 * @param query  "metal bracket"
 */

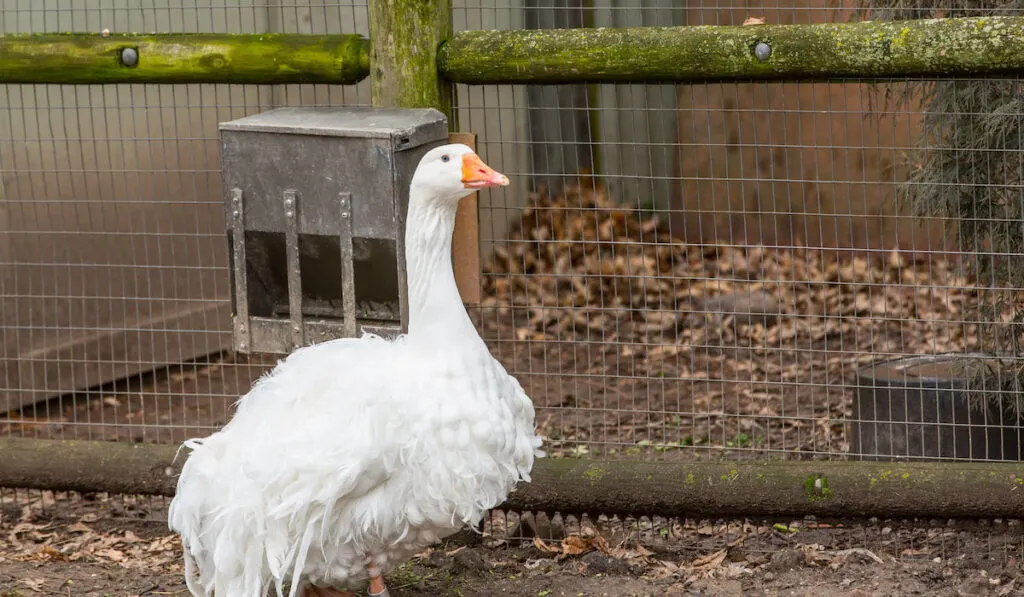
xmin=339 ymin=192 xmax=357 ymax=337
xmin=229 ymin=188 xmax=250 ymax=352
xmin=283 ymin=189 xmax=304 ymax=349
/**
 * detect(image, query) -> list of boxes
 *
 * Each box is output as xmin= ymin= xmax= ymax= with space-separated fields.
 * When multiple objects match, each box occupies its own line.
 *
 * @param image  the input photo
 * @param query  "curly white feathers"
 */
xmin=168 ymin=144 xmax=543 ymax=597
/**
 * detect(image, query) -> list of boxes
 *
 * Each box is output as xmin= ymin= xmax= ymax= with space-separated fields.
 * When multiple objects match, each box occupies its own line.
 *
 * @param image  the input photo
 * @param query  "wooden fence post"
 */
xmin=369 ymin=0 xmax=453 ymax=119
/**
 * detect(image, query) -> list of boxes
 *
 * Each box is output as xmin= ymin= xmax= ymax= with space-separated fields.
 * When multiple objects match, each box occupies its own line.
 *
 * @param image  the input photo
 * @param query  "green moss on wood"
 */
xmin=583 ymin=464 xmax=606 ymax=485
xmin=0 ymin=33 xmax=369 ymax=85
xmin=438 ymin=16 xmax=1024 ymax=84
xmin=4 ymin=438 xmax=1024 ymax=520
xmin=369 ymin=0 xmax=453 ymax=120
xmin=0 ymin=438 xmax=183 ymax=496
xmin=12 ymin=16 xmax=1024 ymax=88
xmin=804 ymin=474 xmax=834 ymax=502
xmin=510 ymin=457 xmax=1024 ymax=518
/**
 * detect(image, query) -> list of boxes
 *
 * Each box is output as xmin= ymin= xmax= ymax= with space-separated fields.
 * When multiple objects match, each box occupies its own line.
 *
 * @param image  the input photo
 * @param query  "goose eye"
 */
xmin=441 ymin=154 xmax=450 ymax=163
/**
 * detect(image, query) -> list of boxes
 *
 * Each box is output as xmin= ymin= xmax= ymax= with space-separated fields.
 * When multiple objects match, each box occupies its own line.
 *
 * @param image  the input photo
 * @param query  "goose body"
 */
xmin=168 ymin=144 xmax=544 ymax=597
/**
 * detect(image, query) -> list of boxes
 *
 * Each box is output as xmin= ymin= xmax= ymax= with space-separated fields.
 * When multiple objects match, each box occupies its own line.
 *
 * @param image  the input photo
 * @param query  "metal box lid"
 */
xmin=219 ymin=106 xmax=448 ymax=149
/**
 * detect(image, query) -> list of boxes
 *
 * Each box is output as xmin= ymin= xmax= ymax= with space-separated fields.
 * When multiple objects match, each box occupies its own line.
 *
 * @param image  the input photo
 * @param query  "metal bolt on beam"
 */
xmin=121 ymin=47 xmax=139 ymax=67
xmin=754 ymin=41 xmax=772 ymax=61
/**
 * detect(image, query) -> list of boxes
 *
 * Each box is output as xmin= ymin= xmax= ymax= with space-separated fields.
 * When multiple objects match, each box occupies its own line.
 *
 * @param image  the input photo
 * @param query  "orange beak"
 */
xmin=461 ymin=153 xmax=510 ymax=189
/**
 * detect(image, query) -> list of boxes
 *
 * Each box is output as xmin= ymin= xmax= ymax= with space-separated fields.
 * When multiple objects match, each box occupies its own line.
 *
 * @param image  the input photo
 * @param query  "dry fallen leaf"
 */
xmin=533 ymin=536 xmax=560 ymax=554
xmin=148 ymin=535 xmax=180 ymax=553
xmin=561 ymin=535 xmax=592 ymax=556
xmin=689 ymin=548 xmax=728 ymax=571
xmin=534 ymin=532 xmax=614 ymax=561
xmin=95 ymin=548 xmax=126 ymax=562
xmin=20 ymin=577 xmax=46 ymax=592
xmin=67 ymin=522 xmax=93 ymax=534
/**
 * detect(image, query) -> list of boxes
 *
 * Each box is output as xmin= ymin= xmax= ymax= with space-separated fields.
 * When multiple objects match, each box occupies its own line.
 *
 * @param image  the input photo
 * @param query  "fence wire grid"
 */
xmin=3 ymin=0 xmax=1024 ymax=560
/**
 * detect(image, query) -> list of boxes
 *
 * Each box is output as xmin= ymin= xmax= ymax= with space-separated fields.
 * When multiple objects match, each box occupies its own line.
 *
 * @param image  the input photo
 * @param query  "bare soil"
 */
xmin=2 ymin=491 xmax=1023 ymax=597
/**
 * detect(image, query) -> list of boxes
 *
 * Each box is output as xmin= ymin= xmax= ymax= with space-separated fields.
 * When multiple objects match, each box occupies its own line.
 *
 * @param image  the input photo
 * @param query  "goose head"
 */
xmin=410 ymin=144 xmax=509 ymax=206
xmin=404 ymin=143 xmax=508 ymax=338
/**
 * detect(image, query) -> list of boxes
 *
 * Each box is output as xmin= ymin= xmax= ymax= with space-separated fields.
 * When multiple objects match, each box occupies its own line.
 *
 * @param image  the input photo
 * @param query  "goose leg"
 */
xmin=366 ymin=559 xmax=389 ymax=597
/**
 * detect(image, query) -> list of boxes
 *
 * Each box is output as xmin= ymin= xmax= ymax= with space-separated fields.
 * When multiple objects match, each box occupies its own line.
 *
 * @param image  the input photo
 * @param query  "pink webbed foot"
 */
xmin=367 ymin=557 xmax=390 ymax=597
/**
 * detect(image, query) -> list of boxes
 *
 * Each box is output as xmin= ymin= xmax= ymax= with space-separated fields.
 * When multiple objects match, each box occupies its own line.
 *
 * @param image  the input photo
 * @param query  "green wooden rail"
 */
xmin=5 ymin=17 xmax=1024 ymax=85
xmin=439 ymin=16 xmax=1024 ymax=83
xmin=0 ymin=33 xmax=370 ymax=84
xmin=3 ymin=438 xmax=1024 ymax=519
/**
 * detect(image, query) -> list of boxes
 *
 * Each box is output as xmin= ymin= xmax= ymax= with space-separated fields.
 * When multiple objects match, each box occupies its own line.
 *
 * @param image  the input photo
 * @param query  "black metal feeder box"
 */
xmin=219 ymin=107 xmax=449 ymax=354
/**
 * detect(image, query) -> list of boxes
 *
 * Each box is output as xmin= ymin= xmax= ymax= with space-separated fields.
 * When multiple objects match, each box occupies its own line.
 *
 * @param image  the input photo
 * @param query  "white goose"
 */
xmin=168 ymin=144 xmax=544 ymax=597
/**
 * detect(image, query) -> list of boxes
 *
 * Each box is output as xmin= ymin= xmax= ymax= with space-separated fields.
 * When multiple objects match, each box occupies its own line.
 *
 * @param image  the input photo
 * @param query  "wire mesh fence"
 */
xmin=468 ymin=78 xmax=999 ymax=463
xmin=3 ymin=0 xmax=1024 ymax=581
xmin=1 ymin=0 xmax=371 ymax=445
xmin=1 ymin=3 xmax=1013 ymax=456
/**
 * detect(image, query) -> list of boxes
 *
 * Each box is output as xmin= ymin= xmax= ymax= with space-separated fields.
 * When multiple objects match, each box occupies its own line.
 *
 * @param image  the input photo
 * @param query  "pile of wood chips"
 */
xmin=483 ymin=178 xmax=977 ymax=361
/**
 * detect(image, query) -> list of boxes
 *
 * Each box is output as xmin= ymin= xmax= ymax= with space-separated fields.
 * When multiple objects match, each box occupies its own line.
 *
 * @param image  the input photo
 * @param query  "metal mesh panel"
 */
xmin=2 ymin=1 xmax=1024 ymax=589
xmin=457 ymin=1 xmax=1024 ymax=465
xmin=464 ymin=77 xmax=997 ymax=462
xmin=1 ymin=1 xmax=370 ymax=444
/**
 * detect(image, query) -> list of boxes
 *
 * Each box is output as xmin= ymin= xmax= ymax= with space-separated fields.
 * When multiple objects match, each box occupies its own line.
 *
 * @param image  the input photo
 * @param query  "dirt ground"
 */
xmin=2 ymin=490 xmax=1023 ymax=597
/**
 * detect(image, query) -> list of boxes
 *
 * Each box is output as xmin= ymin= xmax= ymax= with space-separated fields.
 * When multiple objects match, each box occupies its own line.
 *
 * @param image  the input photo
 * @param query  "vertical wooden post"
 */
xmin=369 ymin=0 xmax=453 ymax=119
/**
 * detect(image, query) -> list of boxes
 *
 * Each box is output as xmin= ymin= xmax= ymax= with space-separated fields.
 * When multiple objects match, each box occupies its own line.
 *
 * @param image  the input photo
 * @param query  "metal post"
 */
xmin=229 ymin=188 xmax=250 ymax=352
xmin=338 ymin=192 xmax=358 ymax=338
xmin=282 ymin=190 xmax=305 ymax=349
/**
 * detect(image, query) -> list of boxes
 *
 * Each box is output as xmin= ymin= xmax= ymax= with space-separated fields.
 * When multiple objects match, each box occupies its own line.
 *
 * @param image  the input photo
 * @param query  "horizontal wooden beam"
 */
xmin=8 ymin=17 xmax=1024 ymax=86
xmin=438 ymin=16 xmax=1024 ymax=84
xmin=0 ymin=437 xmax=183 ymax=496
xmin=0 ymin=33 xmax=370 ymax=84
xmin=508 ymin=457 xmax=1024 ymax=519
xmin=3 ymin=437 xmax=1023 ymax=519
